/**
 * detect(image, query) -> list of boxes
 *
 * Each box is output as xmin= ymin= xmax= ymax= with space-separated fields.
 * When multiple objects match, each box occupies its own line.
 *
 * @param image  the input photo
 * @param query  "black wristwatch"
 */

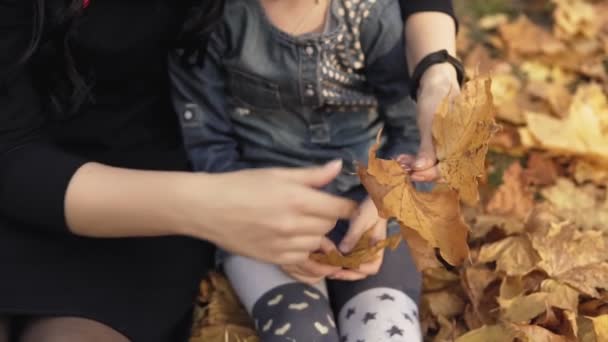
xmin=409 ymin=49 xmax=465 ymax=101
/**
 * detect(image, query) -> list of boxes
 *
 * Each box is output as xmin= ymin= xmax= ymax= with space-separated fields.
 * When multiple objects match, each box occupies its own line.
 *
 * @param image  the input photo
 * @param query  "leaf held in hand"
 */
xmin=433 ymin=77 xmax=500 ymax=206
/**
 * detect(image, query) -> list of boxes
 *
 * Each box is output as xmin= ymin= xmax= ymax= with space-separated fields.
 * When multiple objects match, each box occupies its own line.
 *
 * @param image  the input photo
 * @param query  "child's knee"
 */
xmin=252 ymin=283 xmax=339 ymax=341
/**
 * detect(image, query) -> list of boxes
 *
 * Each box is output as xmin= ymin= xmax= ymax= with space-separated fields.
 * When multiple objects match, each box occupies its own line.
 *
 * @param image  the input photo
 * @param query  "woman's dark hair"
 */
xmin=22 ymin=0 xmax=225 ymax=116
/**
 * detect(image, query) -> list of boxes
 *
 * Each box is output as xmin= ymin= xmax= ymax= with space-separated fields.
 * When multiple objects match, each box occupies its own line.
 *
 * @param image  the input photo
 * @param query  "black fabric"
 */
xmin=0 ymin=1 xmax=212 ymax=341
xmin=398 ymin=0 xmax=458 ymax=30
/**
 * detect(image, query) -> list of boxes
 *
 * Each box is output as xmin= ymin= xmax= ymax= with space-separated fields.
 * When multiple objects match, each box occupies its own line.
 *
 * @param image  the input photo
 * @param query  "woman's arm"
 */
xmin=1 ymin=1 xmax=356 ymax=264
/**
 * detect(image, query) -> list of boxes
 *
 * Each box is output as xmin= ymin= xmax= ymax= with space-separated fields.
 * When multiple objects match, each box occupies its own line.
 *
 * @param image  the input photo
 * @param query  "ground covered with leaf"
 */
xmin=189 ymin=0 xmax=608 ymax=341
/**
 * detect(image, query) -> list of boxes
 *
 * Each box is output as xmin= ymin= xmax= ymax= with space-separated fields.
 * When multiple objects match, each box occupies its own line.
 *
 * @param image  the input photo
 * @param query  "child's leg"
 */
xmin=327 ymin=233 xmax=423 ymax=342
xmin=223 ymin=254 xmax=340 ymax=341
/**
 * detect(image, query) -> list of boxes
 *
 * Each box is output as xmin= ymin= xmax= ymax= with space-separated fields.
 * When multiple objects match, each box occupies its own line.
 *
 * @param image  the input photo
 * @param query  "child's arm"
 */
xmin=403 ymin=4 xmax=459 ymax=182
xmin=169 ymin=30 xmax=248 ymax=173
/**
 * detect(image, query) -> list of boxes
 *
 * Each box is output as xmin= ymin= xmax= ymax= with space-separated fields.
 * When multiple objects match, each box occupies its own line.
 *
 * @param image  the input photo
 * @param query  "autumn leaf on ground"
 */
xmin=572 ymin=160 xmax=608 ymax=185
xmin=486 ymin=162 xmax=535 ymax=222
xmin=455 ymin=324 xmax=520 ymax=342
xmin=309 ymin=229 xmax=402 ymax=269
xmin=540 ymin=178 xmax=608 ymax=231
xmin=526 ymin=80 xmax=571 ymax=118
xmin=525 ymin=83 xmax=608 ymax=164
xmin=498 ymin=15 xmax=566 ymax=57
xmin=191 ymin=272 xmax=258 ymax=342
xmin=522 ymin=152 xmax=558 ymax=186
xmin=358 ymin=132 xmax=470 ymax=266
xmin=433 ymin=77 xmax=500 ymax=206
xmin=477 ymin=235 xmax=540 ymax=276
xmin=528 ymin=218 xmax=608 ymax=297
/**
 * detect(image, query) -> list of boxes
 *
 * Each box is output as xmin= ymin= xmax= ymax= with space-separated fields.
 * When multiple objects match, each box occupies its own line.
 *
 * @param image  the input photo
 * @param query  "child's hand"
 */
xmin=280 ymin=238 xmax=342 ymax=285
xmin=411 ymin=63 xmax=460 ymax=182
xmin=331 ymin=197 xmax=387 ymax=281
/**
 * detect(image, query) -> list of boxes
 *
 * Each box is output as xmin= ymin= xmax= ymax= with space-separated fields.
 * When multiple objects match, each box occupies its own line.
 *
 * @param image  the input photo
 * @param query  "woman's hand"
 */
xmin=281 ymin=238 xmax=342 ymax=284
xmin=410 ymin=63 xmax=460 ymax=183
xmin=330 ymin=197 xmax=387 ymax=281
xmin=180 ymin=160 xmax=358 ymax=265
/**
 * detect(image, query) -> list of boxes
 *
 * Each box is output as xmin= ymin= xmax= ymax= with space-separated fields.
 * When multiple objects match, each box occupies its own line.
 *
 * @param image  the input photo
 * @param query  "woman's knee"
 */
xmin=19 ymin=316 xmax=131 ymax=342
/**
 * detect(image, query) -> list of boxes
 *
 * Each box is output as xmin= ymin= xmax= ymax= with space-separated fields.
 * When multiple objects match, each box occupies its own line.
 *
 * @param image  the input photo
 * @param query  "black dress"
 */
xmin=0 ymin=1 xmax=454 ymax=341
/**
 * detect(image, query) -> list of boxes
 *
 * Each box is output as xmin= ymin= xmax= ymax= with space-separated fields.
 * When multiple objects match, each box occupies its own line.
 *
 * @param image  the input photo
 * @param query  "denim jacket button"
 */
xmin=305 ymin=46 xmax=315 ymax=56
xmin=183 ymin=109 xmax=194 ymax=120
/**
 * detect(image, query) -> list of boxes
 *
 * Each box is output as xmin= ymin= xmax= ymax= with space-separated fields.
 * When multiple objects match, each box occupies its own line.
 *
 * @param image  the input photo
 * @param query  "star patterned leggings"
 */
xmin=223 ymin=231 xmax=423 ymax=342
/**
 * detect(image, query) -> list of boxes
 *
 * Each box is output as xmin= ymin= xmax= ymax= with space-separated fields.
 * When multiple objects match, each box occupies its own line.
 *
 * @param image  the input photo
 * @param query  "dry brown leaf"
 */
xmin=433 ymin=77 xmax=499 ymax=206
xmin=470 ymin=215 xmax=526 ymax=241
xmin=511 ymin=323 xmax=568 ymax=342
xmin=478 ymin=236 xmax=540 ymax=276
xmin=461 ymin=265 xmax=499 ymax=325
xmin=540 ymin=178 xmax=608 ymax=231
xmin=499 ymin=292 xmax=550 ymax=323
xmin=491 ymin=73 xmax=526 ymax=124
xmin=499 ymin=280 xmax=578 ymax=326
xmin=424 ymin=267 xmax=461 ymax=292
xmin=191 ymin=273 xmax=258 ymax=342
xmin=525 ymin=83 xmax=608 ymax=164
xmin=358 ymin=133 xmax=470 ymax=266
xmin=423 ymin=290 xmax=466 ymax=319
xmin=309 ymin=229 xmax=402 ymax=269
xmin=499 ymin=15 xmax=566 ymax=57
xmin=401 ymin=226 xmax=444 ymax=271
xmin=558 ymin=263 xmax=608 ymax=299
xmin=578 ymin=316 xmax=599 ymax=342
xmin=520 ymin=61 xmax=576 ymax=85
xmin=529 ymin=220 xmax=608 ymax=297
xmin=522 ymin=153 xmax=559 ymax=186
xmin=455 ymin=324 xmax=520 ymax=342
xmin=590 ymin=315 xmax=608 ymax=341
xmin=526 ymin=80 xmax=571 ymax=118
xmin=489 ymin=124 xmax=527 ymax=156
xmin=572 ymin=160 xmax=608 ymax=185
xmin=553 ymin=0 xmax=599 ymax=40
xmin=486 ymin=162 xmax=535 ymax=222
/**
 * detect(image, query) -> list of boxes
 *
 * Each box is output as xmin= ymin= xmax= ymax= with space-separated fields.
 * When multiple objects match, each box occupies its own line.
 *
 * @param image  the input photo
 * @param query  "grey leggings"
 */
xmin=224 ymin=235 xmax=423 ymax=342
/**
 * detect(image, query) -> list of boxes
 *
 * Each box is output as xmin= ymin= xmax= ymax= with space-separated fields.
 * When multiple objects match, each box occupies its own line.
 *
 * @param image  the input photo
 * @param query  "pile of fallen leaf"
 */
xmin=421 ymin=0 xmax=608 ymax=340
xmin=190 ymin=1 xmax=608 ymax=341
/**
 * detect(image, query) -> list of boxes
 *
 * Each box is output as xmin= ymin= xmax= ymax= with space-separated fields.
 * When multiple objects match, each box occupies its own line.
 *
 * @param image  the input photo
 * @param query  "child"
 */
xmin=170 ymin=0 xmax=423 ymax=340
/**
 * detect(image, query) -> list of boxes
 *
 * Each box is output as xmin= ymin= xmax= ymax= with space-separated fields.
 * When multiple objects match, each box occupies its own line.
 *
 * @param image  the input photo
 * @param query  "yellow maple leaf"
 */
xmin=525 ymin=83 xmax=608 ymax=164
xmin=433 ymin=77 xmax=500 ymax=206
xmin=358 ymin=134 xmax=470 ymax=266
xmin=477 ymin=235 xmax=540 ymax=276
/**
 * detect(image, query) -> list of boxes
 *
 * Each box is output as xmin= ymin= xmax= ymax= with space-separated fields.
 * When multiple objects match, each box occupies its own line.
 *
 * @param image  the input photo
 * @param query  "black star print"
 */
xmin=378 ymin=293 xmax=395 ymax=301
xmin=340 ymin=334 xmax=348 ymax=342
xmin=345 ymin=307 xmax=356 ymax=319
xmin=413 ymin=309 xmax=418 ymax=318
xmin=387 ymin=325 xmax=404 ymax=337
xmin=403 ymin=312 xmax=413 ymax=323
xmin=362 ymin=312 xmax=377 ymax=324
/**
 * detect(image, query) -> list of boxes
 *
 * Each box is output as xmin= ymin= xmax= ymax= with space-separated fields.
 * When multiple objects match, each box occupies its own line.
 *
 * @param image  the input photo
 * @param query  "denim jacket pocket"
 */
xmin=227 ymin=68 xmax=283 ymax=112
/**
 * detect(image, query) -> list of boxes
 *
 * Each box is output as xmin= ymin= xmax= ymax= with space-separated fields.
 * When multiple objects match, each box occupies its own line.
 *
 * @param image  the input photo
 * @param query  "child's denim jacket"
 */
xmin=170 ymin=0 xmax=419 ymax=195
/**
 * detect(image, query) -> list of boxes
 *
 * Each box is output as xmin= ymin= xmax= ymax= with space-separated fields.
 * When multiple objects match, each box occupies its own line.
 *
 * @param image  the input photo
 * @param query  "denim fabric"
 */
xmin=170 ymin=0 xmax=419 ymax=195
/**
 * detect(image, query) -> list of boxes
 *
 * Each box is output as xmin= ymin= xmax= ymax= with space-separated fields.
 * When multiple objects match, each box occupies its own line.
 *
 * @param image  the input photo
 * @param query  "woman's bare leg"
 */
xmin=19 ymin=316 xmax=131 ymax=342
xmin=0 ymin=316 xmax=9 ymax=342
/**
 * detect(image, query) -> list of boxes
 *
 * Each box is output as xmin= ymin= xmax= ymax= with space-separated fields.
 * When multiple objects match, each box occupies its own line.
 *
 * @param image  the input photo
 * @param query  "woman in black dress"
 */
xmin=0 ymin=0 xmax=458 ymax=341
